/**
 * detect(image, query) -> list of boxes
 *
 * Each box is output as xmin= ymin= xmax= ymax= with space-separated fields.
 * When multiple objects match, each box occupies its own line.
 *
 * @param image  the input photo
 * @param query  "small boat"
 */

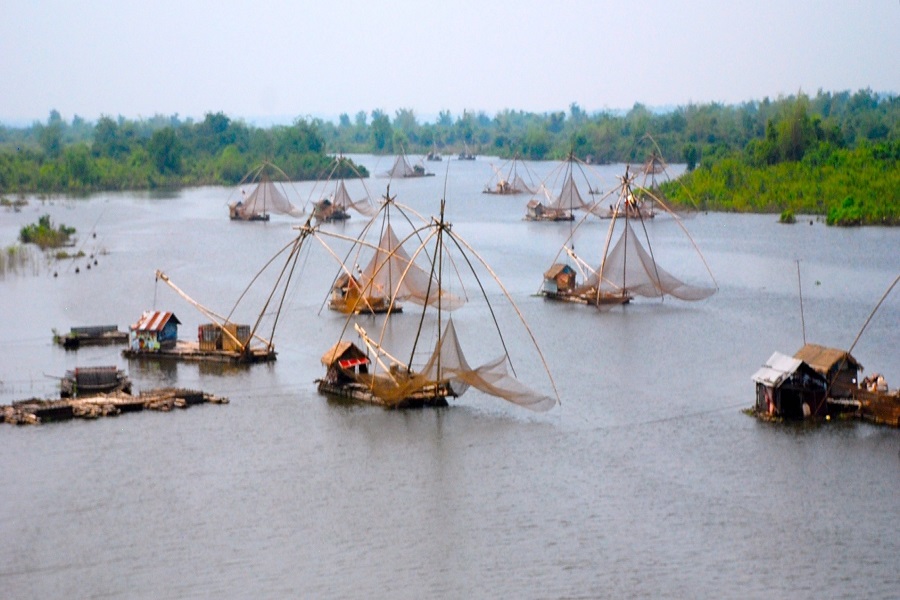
xmin=228 ymin=161 xmax=304 ymax=221
xmin=457 ymin=142 xmax=476 ymax=160
xmin=60 ymin=366 xmax=131 ymax=398
xmin=540 ymin=165 xmax=717 ymax=307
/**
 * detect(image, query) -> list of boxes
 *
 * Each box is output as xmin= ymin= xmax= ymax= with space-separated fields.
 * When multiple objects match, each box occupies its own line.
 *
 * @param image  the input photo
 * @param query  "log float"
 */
xmin=1 ymin=388 xmax=228 ymax=425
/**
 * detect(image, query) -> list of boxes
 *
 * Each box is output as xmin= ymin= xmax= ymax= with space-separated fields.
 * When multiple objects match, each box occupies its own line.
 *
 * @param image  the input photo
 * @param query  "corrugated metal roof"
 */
xmin=752 ymin=351 xmax=803 ymax=386
xmin=131 ymin=311 xmax=180 ymax=333
xmin=794 ymin=343 xmax=862 ymax=374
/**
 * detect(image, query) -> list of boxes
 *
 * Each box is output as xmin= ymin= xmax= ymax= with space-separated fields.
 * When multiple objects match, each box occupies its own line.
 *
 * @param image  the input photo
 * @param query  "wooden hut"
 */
xmin=128 ymin=311 xmax=181 ymax=353
xmin=794 ymin=344 xmax=862 ymax=398
xmin=320 ymin=341 xmax=369 ymax=386
xmin=542 ymin=263 xmax=577 ymax=296
xmin=752 ymin=351 xmax=828 ymax=419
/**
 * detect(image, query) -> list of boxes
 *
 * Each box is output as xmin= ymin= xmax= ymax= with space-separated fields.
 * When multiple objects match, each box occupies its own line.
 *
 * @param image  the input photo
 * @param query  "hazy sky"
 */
xmin=3 ymin=0 xmax=898 ymax=125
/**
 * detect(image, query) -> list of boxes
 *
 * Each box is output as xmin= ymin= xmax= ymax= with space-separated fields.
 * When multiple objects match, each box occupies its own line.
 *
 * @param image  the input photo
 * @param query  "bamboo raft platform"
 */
xmin=317 ymin=380 xmax=450 ymax=409
xmin=854 ymin=389 xmax=900 ymax=427
xmin=55 ymin=325 xmax=128 ymax=350
xmin=122 ymin=340 xmax=276 ymax=364
xmin=1 ymin=388 xmax=228 ymax=425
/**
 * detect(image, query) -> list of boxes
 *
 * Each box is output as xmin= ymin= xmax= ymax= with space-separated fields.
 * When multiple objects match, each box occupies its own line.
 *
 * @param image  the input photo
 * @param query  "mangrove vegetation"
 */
xmin=0 ymin=89 xmax=897 ymax=225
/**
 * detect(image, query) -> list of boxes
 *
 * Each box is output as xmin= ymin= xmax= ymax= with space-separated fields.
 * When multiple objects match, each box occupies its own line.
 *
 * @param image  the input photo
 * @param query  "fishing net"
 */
xmin=358 ymin=225 xmax=465 ymax=311
xmin=583 ymin=220 xmax=716 ymax=301
xmin=237 ymin=173 xmax=304 ymax=218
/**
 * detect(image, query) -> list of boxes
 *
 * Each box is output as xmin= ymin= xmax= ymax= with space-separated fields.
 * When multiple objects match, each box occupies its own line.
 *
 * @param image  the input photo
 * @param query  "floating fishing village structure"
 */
xmin=524 ymin=154 xmax=595 ymax=222
xmin=310 ymin=155 xmax=376 ymax=223
xmin=54 ymin=325 xmax=128 ymax=349
xmin=310 ymin=191 xmax=559 ymax=411
xmin=752 ymin=344 xmax=898 ymax=425
xmin=483 ymin=153 xmax=537 ymax=195
xmin=540 ymin=164 xmax=717 ymax=308
xmin=382 ymin=150 xmax=434 ymax=178
xmin=60 ymin=365 xmax=131 ymax=398
xmin=752 ymin=275 xmax=900 ymax=426
xmin=2 ymin=388 xmax=228 ymax=426
xmin=122 ymin=272 xmax=277 ymax=365
xmin=228 ymin=160 xmax=304 ymax=221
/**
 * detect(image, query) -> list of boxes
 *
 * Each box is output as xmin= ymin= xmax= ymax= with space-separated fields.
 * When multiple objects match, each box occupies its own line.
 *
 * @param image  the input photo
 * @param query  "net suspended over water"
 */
xmin=238 ymin=172 xmax=304 ymax=218
xmin=384 ymin=154 xmax=419 ymax=178
xmin=361 ymin=319 xmax=556 ymax=411
xmin=329 ymin=179 xmax=377 ymax=217
xmin=579 ymin=220 xmax=716 ymax=301
xmin=358 ymin=224 xmax=465 ymax=310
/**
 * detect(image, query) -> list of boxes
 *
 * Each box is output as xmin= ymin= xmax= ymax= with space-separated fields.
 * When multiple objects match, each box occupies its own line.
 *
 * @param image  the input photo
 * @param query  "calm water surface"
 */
xmin=1 ymin=156 xmax=898 ymax=598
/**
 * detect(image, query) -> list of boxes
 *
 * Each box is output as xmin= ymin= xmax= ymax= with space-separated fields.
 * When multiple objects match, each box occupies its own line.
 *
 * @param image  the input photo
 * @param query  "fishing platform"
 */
xmin=54 ymin=325 xmax=128 ymax=349
xmin=2 ymin=388 xmax=228 ymax=425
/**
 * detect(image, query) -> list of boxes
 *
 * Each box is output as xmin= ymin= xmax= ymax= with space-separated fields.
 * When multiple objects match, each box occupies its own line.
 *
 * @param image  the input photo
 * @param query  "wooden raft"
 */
xmin=1 ymin=388 xmax=228 ymax=425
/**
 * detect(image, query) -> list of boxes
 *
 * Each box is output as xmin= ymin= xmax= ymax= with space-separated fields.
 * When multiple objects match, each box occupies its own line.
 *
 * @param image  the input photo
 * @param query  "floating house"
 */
xmin=128 ymin=311 xmax=181 ymax=353
xmin=793 ymin=343 xmax=862 ymax=399
xmin=752 ymin=351 xmax=828 ymax=419
xmin=318 ymin=342 xmax=371 ymax=394
xmin=542 ymin=263 xmax=578 ymax=297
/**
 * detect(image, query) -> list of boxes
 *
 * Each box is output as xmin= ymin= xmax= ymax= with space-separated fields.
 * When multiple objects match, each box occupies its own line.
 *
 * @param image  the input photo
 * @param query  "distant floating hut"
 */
xmin=127 ymin=311 xmax=181 ymax=353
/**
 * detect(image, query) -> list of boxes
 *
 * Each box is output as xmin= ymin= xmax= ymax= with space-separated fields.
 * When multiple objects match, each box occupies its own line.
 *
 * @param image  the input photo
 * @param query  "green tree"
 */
xmin=147 ymin=127 xmax=183 ymax=175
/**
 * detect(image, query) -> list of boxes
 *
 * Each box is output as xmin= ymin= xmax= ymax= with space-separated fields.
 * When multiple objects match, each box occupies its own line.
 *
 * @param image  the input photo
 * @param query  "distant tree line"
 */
xmin=0 ymin=110 xmax=355 ymax=193
xmin=0 ymin=89 xmax=896 ymax=224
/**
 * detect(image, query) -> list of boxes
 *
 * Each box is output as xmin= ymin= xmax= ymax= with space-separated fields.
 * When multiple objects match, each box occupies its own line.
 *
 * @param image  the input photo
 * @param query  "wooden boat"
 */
xmin=55 ymin=325 xmax=128 ymax=349
xmin=540 ymin=165 xmax=717 ymax=308
xmin=483 ymin=153 xmax=537 ymax=195
xmin=228 ymin=161 xmax=304 ymax=221
xmin=314 ymin=194 xmax=558 ymax=411
xmin=60 ymin=366 xmax=131 ymax=398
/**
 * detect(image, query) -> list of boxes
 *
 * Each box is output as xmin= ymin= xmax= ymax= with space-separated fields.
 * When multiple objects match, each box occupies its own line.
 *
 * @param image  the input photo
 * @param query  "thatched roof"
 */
xmin=321 ymin=341 xmax=369 ymax=367
xmin=794 ymin=343 xmax=862 ymax=375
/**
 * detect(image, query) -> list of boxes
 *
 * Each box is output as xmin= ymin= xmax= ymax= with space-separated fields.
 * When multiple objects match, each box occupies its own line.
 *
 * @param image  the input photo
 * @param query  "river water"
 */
xmin=1 ymin=156 xmax=898 ymax=598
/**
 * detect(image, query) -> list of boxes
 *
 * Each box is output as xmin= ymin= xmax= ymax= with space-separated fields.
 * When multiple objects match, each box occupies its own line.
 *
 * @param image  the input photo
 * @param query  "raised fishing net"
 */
xmin=511 ymin=174 xmax=535 ymax=195
xmin=358 ymin=225 xmax=465 ymax=310
xmin=238 ymin=173 xmax=304 ymax=218
xmin=582 ymin=220 xmax=716 ymax=301
xmin=354 ymin=320 xmax=556 ymax=411
xmin=384 ymin=154 xmax=417 ymax=178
